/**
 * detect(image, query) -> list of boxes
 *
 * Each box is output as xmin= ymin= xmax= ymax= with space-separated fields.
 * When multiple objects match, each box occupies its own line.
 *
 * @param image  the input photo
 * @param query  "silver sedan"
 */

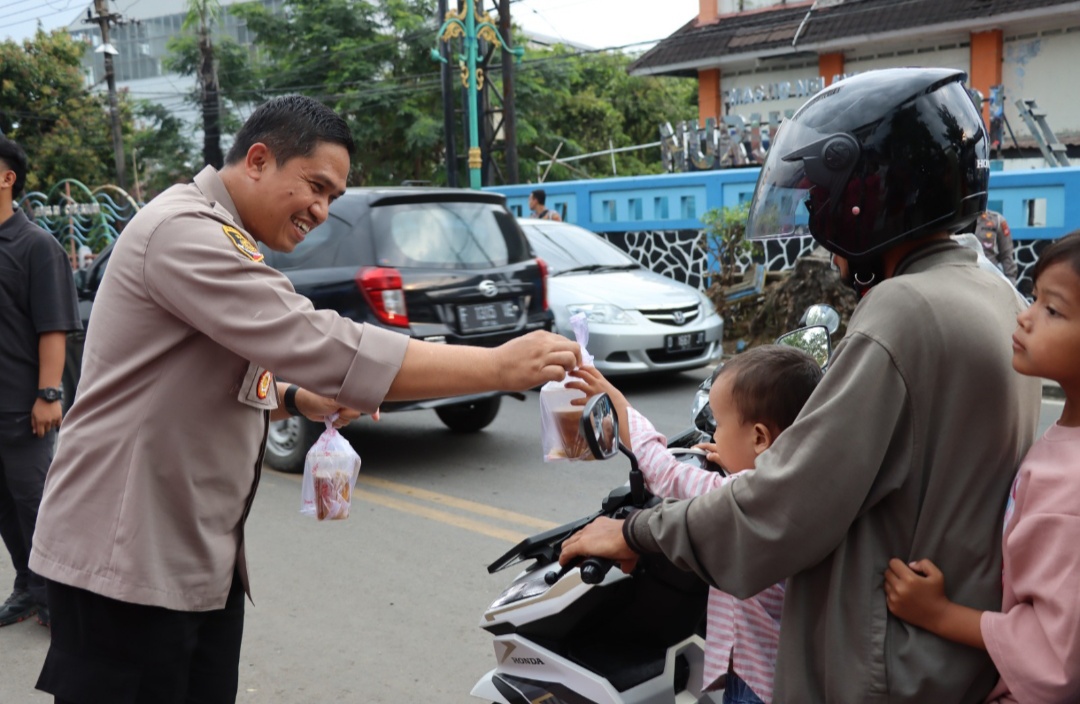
xmin=519 ymin=219 xmax=723 ymax=376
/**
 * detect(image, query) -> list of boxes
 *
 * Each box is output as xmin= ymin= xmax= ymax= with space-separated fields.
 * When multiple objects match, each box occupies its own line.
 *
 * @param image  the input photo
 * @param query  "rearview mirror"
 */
xmin=581 ymin=393 xmax=619 ymax=460
xmin=800 ymin=304 xmax=840 ymax=334
xmin=776 ymin=325 xmax=831 ymax=368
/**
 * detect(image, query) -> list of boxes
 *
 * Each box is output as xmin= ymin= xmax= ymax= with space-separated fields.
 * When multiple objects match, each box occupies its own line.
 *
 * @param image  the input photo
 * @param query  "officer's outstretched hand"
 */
xmin=493 ymin=330 xmax=582 ymax=390
xmin=295 ymin=389 xmax=371 ymax=429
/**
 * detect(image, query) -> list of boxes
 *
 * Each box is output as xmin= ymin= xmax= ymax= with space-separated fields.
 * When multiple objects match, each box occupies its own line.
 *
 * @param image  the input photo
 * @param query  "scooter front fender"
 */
xmin=471 ymin=669 xmax=511 ymax=704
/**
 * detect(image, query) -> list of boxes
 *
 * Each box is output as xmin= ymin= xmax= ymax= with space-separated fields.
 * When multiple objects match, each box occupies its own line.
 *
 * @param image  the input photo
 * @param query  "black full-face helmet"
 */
xmin=746 ymin=68 xmax=989 ymax=271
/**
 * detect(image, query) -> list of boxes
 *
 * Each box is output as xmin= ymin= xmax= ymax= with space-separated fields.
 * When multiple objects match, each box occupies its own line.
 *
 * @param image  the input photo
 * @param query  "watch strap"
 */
xmin=284 ymin=384 xmax=301 ymax=417
xmin=37 ymin=387 xmax=63 ymax=402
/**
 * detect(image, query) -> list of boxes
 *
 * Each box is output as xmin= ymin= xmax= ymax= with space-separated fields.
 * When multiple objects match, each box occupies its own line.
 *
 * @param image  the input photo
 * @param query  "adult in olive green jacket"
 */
xmin=560 ymin=69 xmax=1043 ymax=703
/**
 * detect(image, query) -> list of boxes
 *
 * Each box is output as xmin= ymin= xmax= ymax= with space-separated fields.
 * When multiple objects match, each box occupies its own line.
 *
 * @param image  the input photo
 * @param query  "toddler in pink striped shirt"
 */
xmin=569 ymin=345 xmax=823 ymax=704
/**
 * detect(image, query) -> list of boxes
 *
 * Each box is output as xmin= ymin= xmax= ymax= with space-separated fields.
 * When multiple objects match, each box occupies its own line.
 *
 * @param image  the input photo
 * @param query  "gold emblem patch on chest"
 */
xmin=223 ymin=225 xmax=265 ymax=263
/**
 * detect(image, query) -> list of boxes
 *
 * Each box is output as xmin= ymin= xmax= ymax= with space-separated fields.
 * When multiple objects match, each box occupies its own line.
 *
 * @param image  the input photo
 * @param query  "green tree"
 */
xmin=131 ymin=102 xmax=197 ymax=200
xmin=0 ymin=29 xmax=127 ymax=192
xmin=213 ymin=0 xmax=696 ymax=185
xmin=231 ymin=0 xmax=441 ymax=184
xmin=511 ymin=47 xmax=697 ymax=182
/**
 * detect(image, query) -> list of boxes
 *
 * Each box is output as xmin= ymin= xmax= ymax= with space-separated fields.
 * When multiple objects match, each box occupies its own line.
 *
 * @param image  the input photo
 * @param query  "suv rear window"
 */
xmin=263 ymin=214 xmax=360 ymax=271
xmin=371 ymin=202 xmax=529 ymax=270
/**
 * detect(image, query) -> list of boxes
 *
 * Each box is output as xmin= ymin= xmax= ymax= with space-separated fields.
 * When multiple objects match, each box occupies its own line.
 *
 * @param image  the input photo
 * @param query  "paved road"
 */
xmin=0 ymin=372 xmax=1064 ymax=703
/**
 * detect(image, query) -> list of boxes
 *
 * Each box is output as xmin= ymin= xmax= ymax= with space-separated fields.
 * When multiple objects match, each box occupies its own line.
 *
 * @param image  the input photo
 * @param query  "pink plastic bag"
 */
xmin=300 ymin=419 xmax=361 ymax=520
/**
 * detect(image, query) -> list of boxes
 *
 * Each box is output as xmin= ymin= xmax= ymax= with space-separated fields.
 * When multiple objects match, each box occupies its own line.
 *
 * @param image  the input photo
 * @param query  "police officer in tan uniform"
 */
xmin=29 ymin=95 xmax=580 ymax=703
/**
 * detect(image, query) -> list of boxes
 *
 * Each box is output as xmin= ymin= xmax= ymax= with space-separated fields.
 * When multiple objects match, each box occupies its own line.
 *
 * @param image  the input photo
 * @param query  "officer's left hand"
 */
xmin=31 ymin=398 xmax=63 ymax=438
xmin=295 ymin=389 xmax=372 ymax=428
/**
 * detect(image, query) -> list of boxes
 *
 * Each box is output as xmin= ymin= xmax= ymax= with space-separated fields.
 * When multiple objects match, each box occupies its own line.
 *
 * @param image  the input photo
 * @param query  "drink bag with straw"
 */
xmin=540 ymin=312 xmax=595 ymax=462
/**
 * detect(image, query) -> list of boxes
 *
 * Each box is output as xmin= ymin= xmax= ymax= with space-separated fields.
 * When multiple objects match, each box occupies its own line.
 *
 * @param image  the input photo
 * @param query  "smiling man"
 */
xmin=29 ymin=96 xmax=580 ymax=704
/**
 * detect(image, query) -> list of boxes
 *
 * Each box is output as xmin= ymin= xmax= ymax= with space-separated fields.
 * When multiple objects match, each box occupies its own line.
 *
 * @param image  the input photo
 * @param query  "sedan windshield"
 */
xmin=522 ymin=223 xmax=640 ymax=275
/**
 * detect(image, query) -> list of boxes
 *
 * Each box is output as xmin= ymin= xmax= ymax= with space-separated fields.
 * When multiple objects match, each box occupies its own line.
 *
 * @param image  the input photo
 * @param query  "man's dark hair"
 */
xmin=0 ymin=135 xmax=29 ymax=196
xmin=531 ymin=189 xmax=546 ymax=206
xmin=1034 ymin=229 xmax=1080 ymax=281
xmin=717 ymin=344 xmax=823 ymax=436
xmin=225 ymin=95 xmax=355 ymax=166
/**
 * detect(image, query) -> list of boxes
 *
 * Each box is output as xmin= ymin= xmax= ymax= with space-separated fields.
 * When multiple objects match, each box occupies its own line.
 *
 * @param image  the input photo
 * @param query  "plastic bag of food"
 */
xmin=300 ymin=418 xmax=361 ymax=520
xmin=540 ymin=312 xmax=595 ymax=462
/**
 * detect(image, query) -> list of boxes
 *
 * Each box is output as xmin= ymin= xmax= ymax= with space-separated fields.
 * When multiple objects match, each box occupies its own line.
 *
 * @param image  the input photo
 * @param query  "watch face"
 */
xmin=39 ymin=388 xmax=62 ymax=402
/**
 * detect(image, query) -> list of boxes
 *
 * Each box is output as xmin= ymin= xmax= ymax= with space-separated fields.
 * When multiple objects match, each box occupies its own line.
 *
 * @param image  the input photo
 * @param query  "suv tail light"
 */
xmin=536 ymin=257 xmax=549 ymax=311
xmin=356 ymin=267 xmax=409 ymax=327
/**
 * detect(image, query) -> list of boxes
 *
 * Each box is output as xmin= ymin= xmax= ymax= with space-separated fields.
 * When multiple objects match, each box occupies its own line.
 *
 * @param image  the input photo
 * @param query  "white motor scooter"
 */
xmin=470 ymin=313 xmax=839 ymax=704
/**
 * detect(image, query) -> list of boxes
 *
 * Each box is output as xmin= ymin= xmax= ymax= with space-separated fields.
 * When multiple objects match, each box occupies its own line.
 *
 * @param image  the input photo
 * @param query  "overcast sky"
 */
xmin=4 ymin=0 xmax=701 ymax=53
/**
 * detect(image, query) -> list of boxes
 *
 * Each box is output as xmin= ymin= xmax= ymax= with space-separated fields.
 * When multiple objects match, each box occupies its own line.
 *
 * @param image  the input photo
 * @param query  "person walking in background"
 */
xmin=885 ymin=230 xmax=1080 ymax=704
xmin=974 ymin=210 xmax=1018 ymax=284
xmin=0 ymin=135 xmax=81 ymax=630
xmin=528 ymin=189 xmax=562 ymax=221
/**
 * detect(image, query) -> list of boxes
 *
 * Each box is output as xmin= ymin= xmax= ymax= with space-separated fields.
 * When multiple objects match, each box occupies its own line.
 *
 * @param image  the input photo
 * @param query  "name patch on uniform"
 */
xmin=223 ymin=225 xmax=264 ymax=263
xmin=256 ymin=370 xmax=273 ymax=400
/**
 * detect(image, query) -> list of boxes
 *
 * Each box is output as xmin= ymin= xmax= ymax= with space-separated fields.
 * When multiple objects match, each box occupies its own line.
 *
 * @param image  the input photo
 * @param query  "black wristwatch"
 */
xmin=37 ymin=387 xmax=63 ymax=403
xmin=283 ymin=384 xmax=301 ymax=417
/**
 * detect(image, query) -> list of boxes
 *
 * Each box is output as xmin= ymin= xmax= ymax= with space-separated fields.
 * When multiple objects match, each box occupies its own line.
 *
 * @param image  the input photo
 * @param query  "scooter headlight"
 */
xmin=489 ymin=567 xmax=553 ymax=609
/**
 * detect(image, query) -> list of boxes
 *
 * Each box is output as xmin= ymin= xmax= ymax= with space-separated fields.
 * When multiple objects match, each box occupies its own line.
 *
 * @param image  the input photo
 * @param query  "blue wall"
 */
xmin=491 ymin=166 xmax=1080 ymax=241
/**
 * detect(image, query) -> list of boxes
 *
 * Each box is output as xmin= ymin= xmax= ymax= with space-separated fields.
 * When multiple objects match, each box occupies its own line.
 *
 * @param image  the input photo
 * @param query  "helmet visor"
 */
xmin=746 ymin=117 xmax=829 ymax=241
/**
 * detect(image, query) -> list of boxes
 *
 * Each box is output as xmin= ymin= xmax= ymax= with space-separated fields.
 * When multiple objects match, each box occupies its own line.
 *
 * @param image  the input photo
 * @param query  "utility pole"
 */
xmin=87 ymin=0 xmax=127 ymax=190
xmin=437 ymin=0 xmax=459 ymax=187
xmin=498 ymin=0 xmax=518 ymax=184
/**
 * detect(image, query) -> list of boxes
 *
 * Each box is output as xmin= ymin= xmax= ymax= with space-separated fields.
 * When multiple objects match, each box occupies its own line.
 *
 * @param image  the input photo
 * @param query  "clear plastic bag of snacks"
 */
xmin=540 ymin=313 xmax=595 ymax=462
xmin=300 ymin=418 xmax=361 ymax=521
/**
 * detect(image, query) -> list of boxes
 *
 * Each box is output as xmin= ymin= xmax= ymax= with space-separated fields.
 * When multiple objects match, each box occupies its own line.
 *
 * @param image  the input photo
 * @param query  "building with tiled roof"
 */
xmin=631 ymin=0 xmax=1080 ymax=161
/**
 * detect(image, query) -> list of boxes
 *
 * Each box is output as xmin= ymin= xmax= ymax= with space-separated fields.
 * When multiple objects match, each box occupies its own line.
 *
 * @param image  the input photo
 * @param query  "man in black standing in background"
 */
xmin=0 ymin=135 xmax=81 ymax=629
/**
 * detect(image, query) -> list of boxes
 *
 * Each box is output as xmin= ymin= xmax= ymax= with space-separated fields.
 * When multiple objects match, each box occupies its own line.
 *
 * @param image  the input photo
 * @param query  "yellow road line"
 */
xmin=354 ymin=489 xmax=528 ymax=544
xmin=272 ymin=467 xmax=560 ymax=540
xmin=356 ymin=475 xmax=559 ymax=531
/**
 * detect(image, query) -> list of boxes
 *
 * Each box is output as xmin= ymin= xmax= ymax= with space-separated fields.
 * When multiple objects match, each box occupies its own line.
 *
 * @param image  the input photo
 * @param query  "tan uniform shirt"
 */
xmin=30 ymin=167 xmax=410 ymax=611
xmin=627 ymin=242 xmax=1041 ymax=703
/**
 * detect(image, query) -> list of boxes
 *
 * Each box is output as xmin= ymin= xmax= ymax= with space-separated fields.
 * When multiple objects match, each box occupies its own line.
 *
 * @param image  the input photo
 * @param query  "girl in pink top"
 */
xmin=570 ymin=345 xmax=822 ymax=704
xmin=885 ymin=230 xmax=1080 ymax=704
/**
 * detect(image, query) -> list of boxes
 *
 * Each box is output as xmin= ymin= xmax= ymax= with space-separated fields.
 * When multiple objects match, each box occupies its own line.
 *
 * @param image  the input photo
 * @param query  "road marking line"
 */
xmin=356 ymin=475 xmax=559 ymax=530
xmin=269 ymin=468 xmax=559 ymax=537
xmin=354 ymin=489 xmax=527 ymax=544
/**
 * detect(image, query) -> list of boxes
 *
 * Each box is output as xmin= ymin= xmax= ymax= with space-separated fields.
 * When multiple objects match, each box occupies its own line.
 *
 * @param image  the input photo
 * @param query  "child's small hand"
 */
xmin=693 ymin=441 xmax=723 ymax=467
xmin=883 ymin=558 xmax=949 ymax=631
xmin=566 ymin=365 xmax=616 ymax=399
xmin=566 ymin=366 xmax=631 ymax=448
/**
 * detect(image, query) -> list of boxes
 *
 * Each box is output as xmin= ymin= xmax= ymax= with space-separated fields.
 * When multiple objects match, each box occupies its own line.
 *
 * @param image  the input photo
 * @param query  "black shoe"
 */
xmin=0 ymin=590 xmax=37 ymax=627
xmin=36 ymin=604 xmax=49 ymax=628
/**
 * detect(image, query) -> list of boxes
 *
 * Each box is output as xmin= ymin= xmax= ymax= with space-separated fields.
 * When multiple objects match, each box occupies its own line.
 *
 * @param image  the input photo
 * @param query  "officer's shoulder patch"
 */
xmin=222 ymin=225 xmax=265 ymax=263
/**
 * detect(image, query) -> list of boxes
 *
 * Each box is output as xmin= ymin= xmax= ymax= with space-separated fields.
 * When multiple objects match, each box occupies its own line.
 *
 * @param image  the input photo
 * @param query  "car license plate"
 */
xmin=458 ymin=301 xmax=519 ymax=333
xmin=665 ymin=331 xmax=706 ymax=352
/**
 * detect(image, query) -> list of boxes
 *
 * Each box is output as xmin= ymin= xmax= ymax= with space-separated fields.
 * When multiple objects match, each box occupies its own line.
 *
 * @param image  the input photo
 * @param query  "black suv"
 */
xmin=63 ymin=188 xmax=551 ymax=473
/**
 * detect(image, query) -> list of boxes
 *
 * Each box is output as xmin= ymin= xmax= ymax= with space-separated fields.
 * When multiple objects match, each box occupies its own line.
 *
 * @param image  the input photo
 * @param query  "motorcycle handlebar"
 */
xmin=579 ymin=557 xmax=616 ymax=584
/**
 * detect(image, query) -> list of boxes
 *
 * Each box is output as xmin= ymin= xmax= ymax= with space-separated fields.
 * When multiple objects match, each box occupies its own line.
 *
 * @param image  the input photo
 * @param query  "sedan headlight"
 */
xmin=566 ymin=303 xmax=633 ymax=325
xmin=699 ymin=291 xmax=718 ymax=317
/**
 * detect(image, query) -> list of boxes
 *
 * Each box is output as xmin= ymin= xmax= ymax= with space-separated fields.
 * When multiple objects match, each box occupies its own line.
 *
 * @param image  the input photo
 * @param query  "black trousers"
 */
xmin=0 ymin=413 xmax=54 ymax=606
xmin=37 ymin=573 xmax=245 ymax=704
